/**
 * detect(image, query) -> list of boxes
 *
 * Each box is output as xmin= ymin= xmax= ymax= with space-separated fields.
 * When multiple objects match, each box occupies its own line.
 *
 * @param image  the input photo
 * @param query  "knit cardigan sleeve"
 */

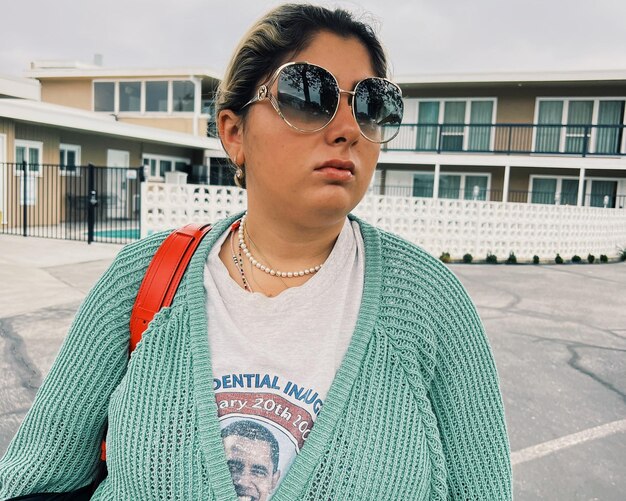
xmin=376 ymin=228 xmax=512 ymax=499
xmin=0 ymin=233 xmax=166 ymax=498
xmin=424 ymin=259 xmax=513 ymax=499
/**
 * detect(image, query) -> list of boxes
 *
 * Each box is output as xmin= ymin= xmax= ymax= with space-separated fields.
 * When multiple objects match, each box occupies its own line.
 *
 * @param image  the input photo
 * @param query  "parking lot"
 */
xmin=1 ymin=234 xmax=625 ymax=500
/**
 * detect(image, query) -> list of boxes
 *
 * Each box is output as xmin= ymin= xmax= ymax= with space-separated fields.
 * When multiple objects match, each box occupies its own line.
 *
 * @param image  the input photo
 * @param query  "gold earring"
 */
xmin=233 ymin=160 xmax=245 ymax=188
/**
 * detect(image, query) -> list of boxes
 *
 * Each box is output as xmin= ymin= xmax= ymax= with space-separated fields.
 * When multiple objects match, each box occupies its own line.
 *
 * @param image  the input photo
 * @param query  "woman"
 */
xmin=0 ymin=4 xmax=512 ymax=500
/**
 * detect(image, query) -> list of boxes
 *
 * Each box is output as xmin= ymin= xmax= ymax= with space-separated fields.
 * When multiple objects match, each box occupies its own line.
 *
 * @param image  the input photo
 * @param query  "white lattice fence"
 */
xmin=142 ymin=182 xmax=626 ymax=261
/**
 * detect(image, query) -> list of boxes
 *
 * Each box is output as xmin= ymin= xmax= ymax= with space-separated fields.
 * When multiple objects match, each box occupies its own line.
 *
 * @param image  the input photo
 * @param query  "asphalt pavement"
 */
xmin=1 ymin=233 xmax=625 ymax=500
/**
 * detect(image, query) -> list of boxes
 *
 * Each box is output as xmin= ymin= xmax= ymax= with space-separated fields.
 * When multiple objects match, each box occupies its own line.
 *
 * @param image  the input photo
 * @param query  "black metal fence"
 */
xmin=371 ymin=184 xmax=626 ymax=208
xmin=0 ymin=163 xmax=142 ymax=244
xmin=383 ymin=123 xmax=626 ymax=157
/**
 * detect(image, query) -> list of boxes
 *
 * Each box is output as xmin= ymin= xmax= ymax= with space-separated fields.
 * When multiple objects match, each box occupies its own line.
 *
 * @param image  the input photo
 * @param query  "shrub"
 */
xmin=555 ymin=253 xmax=564 ymax=264
xmin=600 ymin=254 xmax=608 ymax=263
xmin=587 ymin=254 xmax=595 ymax=264
xmin=532 ymin=255 xmax=540 ymax=264
xmin=572 ymin=255 xmax=582 ymax=263
xmin=486 ymin=253 xmax=498 ymax=264
xmin=505 ymin=252 xmax=517 ymax=264
xmin=440 ymin=252 xmax=451 ymax=263
xmin=462 ymin=253 xmax=473 ymax=264
xmin=619 ymin=247 xmax=626 ymax=262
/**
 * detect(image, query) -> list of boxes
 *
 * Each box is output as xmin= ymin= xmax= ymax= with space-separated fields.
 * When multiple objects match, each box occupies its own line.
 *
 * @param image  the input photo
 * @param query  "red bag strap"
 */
xmin=100 ymin=222 xmax=211 ymax=462
xmin=129 ymin=222 xmax=212 ymax=351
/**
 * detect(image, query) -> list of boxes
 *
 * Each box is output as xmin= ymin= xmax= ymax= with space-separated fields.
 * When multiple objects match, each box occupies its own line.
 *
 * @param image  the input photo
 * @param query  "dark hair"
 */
xmin=217 ymin=3 xmax=388 ymax=119
xmin=221 ymin=420 xmax=280 ymax=473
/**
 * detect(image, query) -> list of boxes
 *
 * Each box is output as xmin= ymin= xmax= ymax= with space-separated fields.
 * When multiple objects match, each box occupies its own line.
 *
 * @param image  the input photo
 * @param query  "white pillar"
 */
xmin=433 ymin=164 xmax=440 ymax=200
xmin=503 ymin=165 xmax=510 ymax=203
xmin=577 ymin=168 xmax=586 ymax=206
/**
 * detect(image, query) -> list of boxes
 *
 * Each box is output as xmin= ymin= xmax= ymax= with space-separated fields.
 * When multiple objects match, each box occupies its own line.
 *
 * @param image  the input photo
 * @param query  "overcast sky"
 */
xmin=2 ymin=0 xmax=625 ymax=79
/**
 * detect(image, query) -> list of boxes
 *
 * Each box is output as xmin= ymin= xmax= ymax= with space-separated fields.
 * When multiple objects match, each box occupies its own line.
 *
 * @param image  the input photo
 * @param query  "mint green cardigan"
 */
xmin=0 ymin=215 xmax=512 ymax=500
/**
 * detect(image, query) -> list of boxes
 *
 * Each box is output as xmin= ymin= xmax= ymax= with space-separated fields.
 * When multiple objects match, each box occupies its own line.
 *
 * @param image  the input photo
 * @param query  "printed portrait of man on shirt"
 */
xmin=222 ymin=419 xmax=281 ymax=501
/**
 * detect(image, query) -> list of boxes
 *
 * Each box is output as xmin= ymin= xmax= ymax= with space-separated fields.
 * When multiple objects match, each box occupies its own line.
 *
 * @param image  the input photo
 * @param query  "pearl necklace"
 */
xmin=238 ymin=214 xmax=323 ymax=278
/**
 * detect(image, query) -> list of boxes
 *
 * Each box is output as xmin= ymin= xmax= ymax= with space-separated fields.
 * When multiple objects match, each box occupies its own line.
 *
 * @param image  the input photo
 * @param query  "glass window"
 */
xmin=536 ymin=101 xmax=563 ymax=153
xmin=413 ymin=173 xmax=434 ymax=198
xmin=15 ymin=143 xmax=40 ymax=174
xmin=560 ymin=179 xmax=579 ymax=205
xmin=173 ymin=80 xmax=195 ymax=112
xmin=438 ymin=174 xmax=461 ymax=199
xmin=416 ymin=101 xmax=439 ymax=150
xmin=159 ymin=160 xmax=172 ymax=178
xmin=468 ymin=101 xmax=493 ymax=151
xmin=441 ymin=102 xmax=465 ymax=151
xmin=119 ymin=82 xmax=141 ymax=112
xmin=595 ymin=101 xmax=624 ymax=154
xmin=94 ymin=82 xmax=115 ymax=112
xmin=146 ymin=81 xmax=168 ymax=112
xmin=60 ymin=145 xmax=81 ymax=174
xmin=565 ymin=100 xmax=593 ymax=153
xmin=531 ymin=178 xmax=557 ymax=204
xmin=590 ymin=180 xmax=617 ymax=208
xmin=464 ymin=175 xmax=488 ymax=200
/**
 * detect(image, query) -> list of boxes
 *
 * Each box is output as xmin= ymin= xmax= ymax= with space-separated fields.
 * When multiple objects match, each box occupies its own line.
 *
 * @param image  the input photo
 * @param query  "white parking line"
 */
xmin=511 ymin=418 xmax=626 ymax=466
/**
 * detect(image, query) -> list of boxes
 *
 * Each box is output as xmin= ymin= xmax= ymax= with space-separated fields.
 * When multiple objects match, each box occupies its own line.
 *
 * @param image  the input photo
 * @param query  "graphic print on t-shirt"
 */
xmin=215 ymin=372 xmax=323 ymax=500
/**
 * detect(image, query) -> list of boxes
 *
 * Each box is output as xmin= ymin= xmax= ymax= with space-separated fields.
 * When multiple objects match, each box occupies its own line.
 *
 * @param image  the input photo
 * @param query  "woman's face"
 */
xmin=239 ymin=31 xmax=382 ymax=224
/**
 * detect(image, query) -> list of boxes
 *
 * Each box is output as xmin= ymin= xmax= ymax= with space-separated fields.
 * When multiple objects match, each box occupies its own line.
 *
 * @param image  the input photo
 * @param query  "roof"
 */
xmin=0 ymin=75 xmax=41 ymax=100
xmin=0 ymin=98 xmax=223 ymax=151
xmin=395 ymin=68 xmax=626 ymax=86
xmin=24 ymin=65 xmax=222 ymax=81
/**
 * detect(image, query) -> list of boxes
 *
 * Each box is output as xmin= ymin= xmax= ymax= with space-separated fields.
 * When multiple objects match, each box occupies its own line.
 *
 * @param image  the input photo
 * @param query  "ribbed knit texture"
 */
xmin=0 ymin=214 xmax=512 ymax=500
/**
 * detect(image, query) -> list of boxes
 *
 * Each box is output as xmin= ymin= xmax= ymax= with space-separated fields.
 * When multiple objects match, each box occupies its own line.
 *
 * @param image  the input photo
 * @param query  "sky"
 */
xmin=2 ymin=0 xmax=625 ymax=79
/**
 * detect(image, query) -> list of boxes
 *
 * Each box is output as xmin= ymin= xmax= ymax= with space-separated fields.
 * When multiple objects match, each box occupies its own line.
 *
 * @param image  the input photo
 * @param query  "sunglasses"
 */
xmin=242 ymin=61 xmax=404 ymax=144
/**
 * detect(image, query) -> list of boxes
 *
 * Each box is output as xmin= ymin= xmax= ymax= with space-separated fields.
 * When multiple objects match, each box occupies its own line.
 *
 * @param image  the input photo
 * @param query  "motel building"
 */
xmin=1 ymin=60 xmax=625 ymax=258
xmin=377 ymin=69 xmax=626 ymax=209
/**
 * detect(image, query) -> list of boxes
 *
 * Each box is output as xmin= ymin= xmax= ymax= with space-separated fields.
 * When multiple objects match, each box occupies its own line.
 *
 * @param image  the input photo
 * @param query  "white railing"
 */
xmin=142 ymin=182 xmax=626 ymax=261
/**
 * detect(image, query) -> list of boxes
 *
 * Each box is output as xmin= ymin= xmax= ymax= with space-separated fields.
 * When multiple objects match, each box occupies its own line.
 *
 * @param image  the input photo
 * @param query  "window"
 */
xmin=146 ymin=81 xmax=168 ymax=112
xmin=530 ymin=176 xmax=582 ymax=205
xmin=94 ymin=82 xmax=115 ymax=112
xmin=589 ymin=180 xmax=617 ymax=208
xmin=14 ymin=140 xmax=42 ymax=206
xmin=414 ymin=99 xmax=496 ymax=152
xmin=412 ymin=172 xmax=490 ymax=200
xmin=142 ymin=154 xmax=190 ymax=180
xmin=59 ymin=144 xmax=81 ymax=175
xmin=173 ymin=80 xmax=195 ymax=112
xmin=14 ymin=140 xmax=42 ymax=175
xmin=596 ymin=101 xmax=625 ymax=154
xmin=413 ymin=173 xmax=434 ymax=197
xmin=94 ymin=79 xmax=199 ymax=114
xmin=119 ymin=82 xmax=141 ymax=112
xmin=535 ymin=98 xmax=626 ymax=154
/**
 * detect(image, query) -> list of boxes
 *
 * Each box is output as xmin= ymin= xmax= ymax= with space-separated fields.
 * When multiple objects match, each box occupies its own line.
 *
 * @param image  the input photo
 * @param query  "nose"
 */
xmin=324 ymin=90 xmax=361 ymax=144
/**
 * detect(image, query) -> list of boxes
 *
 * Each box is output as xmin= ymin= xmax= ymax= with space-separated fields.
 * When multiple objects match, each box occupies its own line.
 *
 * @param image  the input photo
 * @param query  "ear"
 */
xmin=218 ymin=109 xmax=245 ymax=166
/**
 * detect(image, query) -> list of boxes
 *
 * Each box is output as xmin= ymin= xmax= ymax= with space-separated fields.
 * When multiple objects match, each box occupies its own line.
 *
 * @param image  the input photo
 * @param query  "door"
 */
xmin=106 ymin=149 xmax=130 ymax=219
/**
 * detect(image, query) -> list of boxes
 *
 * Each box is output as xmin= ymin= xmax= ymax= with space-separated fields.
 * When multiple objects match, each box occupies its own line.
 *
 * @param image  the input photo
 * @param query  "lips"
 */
xmin=314 ymin=159 xmax=356 ymax=182
xmin=316 ymin=159 xmax=355 ymax=174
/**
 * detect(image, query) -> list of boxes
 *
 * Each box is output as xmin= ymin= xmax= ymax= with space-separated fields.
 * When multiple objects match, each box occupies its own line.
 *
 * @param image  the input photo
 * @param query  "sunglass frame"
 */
xmin=242 ymin=61 xmax=403 ymax=144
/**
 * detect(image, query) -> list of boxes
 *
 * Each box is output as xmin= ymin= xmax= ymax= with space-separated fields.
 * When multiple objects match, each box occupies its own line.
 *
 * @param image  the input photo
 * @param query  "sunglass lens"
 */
xmin=277 ymin=64 xmax=338 ymax=131
xmin=353 ymin=79 xmax=404 ymax=143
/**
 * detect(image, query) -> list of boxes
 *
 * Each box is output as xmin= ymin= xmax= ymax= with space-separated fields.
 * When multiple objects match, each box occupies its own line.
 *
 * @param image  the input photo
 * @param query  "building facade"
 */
xmin=377 ymin=70 xmax=626 ymax=209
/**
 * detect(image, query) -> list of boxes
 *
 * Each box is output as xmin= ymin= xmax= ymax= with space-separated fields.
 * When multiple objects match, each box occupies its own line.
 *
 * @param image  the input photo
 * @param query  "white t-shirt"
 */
xmin=204 ymin=218 xmax=364 ymax=500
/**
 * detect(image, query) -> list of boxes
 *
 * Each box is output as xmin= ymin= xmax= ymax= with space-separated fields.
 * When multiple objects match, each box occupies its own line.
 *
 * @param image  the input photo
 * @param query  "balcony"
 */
xmin=383 ymin=123 xmax=626 ymax=157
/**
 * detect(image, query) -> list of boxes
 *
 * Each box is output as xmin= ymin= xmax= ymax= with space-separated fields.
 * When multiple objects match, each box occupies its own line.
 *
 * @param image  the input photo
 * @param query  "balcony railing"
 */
xmin=383 ymin=123 xmax=626 ymax=157
xmin=370 ymin=185 xmax=626 ymax=209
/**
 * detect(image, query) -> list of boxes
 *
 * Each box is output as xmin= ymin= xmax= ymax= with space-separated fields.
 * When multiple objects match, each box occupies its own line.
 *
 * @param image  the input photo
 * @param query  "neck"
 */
xmin=242 ymin=207 xmax=345 ymax=269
